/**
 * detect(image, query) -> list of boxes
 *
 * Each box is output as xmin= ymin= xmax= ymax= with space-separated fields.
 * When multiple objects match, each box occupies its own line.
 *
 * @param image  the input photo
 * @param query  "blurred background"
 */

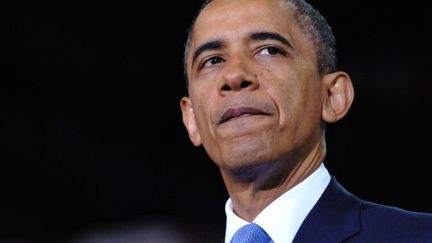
xmin=2 ymin=0 xmax=432 ymax=242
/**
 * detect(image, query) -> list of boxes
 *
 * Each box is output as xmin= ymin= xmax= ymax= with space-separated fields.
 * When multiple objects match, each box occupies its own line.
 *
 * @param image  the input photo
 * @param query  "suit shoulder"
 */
xmin=361 ymin=200 xmax=432 ymax=222
xmin=359 ymin=200 xmax=432 ymax=239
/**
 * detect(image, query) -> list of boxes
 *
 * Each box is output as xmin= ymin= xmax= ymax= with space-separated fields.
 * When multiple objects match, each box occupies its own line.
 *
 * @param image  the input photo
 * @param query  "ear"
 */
xmin=322 ymin=71 xmax=355 ymax=123
xmin=180 ymin=97 xmax=202 ymax=146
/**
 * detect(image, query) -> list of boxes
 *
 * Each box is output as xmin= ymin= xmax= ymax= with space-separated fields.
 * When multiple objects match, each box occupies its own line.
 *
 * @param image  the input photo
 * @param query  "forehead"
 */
xmin=195 ymin=0 xmax=294 ymax=37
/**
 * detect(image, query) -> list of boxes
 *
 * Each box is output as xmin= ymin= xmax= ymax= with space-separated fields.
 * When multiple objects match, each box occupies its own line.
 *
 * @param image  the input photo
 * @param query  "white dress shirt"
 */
xmin=224 ymin=163 xmax=331 ymax=243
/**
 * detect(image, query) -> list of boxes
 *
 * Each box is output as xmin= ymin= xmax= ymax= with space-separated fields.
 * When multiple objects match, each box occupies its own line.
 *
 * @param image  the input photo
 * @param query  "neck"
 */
xmin=220 ymin=139 xmax=326 ymax=221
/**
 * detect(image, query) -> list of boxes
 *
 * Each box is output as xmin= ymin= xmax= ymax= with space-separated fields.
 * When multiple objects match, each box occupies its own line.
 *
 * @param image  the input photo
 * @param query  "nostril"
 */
xmin=222 ymin=84 xmax=231 ymax=91
xmin=240 ymin=80 xmax=252 ymax=89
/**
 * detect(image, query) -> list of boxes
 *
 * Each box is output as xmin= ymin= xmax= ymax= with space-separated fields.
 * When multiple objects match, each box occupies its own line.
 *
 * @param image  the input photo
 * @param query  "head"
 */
xmin=184 ymin=0 xmax=337 ymax=86
xmin=180 ymin=0 xmax=354 ymax=173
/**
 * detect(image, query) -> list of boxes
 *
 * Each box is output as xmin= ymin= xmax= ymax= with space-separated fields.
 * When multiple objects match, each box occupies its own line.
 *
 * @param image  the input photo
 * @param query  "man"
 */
xmin=179 ymin=0 xmax=432 ymax=242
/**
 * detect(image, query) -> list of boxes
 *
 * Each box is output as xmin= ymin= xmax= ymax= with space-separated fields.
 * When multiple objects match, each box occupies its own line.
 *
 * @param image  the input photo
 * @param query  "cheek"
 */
xmin=189 ymin=91 xmax=218 ymax=143
xmin=269 ymin=78 xmax=322 ymax=132
xmin=192 ymin=102 xmax=210 ymax=134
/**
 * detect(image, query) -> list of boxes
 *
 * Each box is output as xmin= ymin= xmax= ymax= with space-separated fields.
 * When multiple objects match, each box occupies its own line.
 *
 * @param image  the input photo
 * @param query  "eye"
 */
xmin=202 ymin=56 xmax=224 ymax=68
xmin=258 ymin=46 xmax=285 ymax=56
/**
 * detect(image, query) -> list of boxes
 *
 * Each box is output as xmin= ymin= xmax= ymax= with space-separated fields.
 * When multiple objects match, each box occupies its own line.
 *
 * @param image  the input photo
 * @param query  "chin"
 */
xmin=217 ymin=154 xmax=276 ymax=183
xmin=217 ymin=144 xmax=272 ymax=171
xmin=205 ymin=133 xmax=277 ymax=171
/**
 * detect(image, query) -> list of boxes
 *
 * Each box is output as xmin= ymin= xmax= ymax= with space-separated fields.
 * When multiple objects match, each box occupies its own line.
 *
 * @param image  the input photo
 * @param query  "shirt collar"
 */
xmin=224 ymin=163 xmax=331 ymax=243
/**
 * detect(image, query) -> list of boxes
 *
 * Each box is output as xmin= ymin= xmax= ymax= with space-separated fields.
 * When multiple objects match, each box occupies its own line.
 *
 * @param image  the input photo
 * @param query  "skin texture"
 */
xmin=180 ymin=0 xmax=354 ymax=221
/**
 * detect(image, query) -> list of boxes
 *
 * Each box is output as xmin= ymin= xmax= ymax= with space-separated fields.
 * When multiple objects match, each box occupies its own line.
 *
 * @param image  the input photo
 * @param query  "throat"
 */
xmin=221 ymin=156 xmax=323 ymax=221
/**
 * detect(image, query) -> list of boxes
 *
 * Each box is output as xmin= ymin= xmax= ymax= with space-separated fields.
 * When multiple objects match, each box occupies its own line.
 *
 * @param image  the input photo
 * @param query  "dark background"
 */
xmin=2 ymin=0 xmax=432 ymax=242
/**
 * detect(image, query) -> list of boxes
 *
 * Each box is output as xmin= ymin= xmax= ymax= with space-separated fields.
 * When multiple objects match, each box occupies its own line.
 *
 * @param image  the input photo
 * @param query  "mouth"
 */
xmin=219 ymin=107 xmax=270 ymax=124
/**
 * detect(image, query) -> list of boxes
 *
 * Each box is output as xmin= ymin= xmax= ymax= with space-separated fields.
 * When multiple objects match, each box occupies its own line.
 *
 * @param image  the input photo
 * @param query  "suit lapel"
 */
xmin=293 ymin=177 xmax=362 ymax=243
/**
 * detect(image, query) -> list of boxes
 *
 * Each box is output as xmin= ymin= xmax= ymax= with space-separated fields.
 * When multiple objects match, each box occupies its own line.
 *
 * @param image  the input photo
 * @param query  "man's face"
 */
xmin=181 ymin=0 xmax=326 ymax=171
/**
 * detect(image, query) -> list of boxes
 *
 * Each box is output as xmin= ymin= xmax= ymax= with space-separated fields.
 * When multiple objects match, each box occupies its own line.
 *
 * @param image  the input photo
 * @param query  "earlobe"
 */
xmin=180 ymin=97 xmax=202 ymax=146
xmin=322 ymin=71 xmax=355 ymax=123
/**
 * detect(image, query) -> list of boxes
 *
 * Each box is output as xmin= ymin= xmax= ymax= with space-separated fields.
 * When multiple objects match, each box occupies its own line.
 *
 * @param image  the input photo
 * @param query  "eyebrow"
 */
xmin=191 ymin=31 xmax=293 ymax=66
xmin=250 ymin=31 xmax=293 ymax=49
xmin=192 ymin=40 xmax=223 ymax=66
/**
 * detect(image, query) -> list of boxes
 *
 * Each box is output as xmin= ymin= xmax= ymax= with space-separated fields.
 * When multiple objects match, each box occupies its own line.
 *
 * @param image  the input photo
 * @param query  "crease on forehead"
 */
xmin=191 ymin=0 xmax=298 ymax=47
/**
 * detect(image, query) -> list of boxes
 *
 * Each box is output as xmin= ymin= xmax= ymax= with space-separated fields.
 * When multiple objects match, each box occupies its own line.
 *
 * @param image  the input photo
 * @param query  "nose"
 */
xmin=219 ymin=55 xmax=259 ymax=94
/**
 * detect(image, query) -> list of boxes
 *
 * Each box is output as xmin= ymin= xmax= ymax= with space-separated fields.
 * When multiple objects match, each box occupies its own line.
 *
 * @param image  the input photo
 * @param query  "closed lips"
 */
xmin=219 ymin=107 xmax=269 ymax=124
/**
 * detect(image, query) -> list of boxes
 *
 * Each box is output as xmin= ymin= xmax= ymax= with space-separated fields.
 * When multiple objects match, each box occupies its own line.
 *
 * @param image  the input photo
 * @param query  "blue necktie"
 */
xmin=231 ymin=223 xmax=272 ymax=243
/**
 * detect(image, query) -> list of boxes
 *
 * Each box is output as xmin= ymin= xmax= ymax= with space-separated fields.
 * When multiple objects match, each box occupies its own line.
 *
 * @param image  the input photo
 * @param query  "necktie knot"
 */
xmin=231 ymin=223 xmax=272 ymax=243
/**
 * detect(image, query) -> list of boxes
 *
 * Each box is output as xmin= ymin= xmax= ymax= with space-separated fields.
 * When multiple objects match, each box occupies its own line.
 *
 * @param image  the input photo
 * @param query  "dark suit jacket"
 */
xmin=293 ymin=177 xmax=432 ymax=243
